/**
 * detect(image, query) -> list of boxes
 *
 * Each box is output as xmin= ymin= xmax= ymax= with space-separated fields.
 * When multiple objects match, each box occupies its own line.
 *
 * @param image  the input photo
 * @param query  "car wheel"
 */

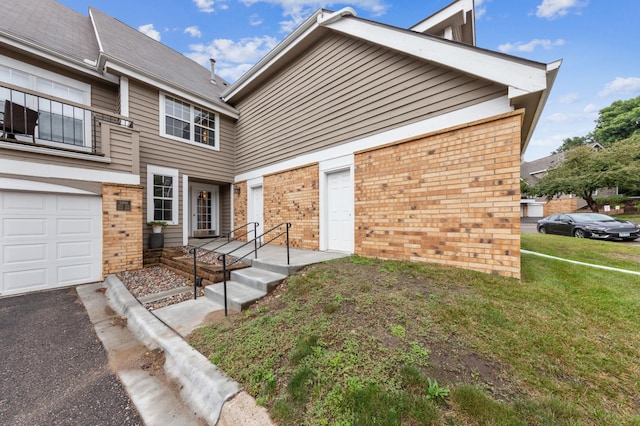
xmin=538 ymin=226 xmax=547 ymax=234
xmin=573 ymin=229 xmax=587 ymax=238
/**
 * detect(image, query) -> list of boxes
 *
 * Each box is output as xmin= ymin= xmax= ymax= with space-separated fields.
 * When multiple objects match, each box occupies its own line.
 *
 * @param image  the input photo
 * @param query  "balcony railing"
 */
xmin=0 ymin=81 xmax=132 ymax=155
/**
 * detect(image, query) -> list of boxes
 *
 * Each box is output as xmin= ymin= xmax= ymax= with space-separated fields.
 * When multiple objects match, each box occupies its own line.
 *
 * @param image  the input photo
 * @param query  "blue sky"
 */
xmin=57 ymin=0 xmax=640 ymax=161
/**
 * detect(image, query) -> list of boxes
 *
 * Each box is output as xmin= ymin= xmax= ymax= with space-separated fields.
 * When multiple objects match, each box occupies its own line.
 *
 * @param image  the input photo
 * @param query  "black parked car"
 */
xmin=537 ymin=213 xmax=640 ymax=240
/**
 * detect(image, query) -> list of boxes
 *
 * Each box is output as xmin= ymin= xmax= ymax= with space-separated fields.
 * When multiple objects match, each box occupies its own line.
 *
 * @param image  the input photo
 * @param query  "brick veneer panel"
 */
xmin=102 ymin=183 xmax=143 ymax=275
xmin=233 ymin=181 xmax=248 ymax=241
xmin=354 ymin=112 xmax=523 ymax=279
xmin=264 ymin=164 xmax=319 ymax=250
xmin=544 ymin=198 xmax=578 ymax=216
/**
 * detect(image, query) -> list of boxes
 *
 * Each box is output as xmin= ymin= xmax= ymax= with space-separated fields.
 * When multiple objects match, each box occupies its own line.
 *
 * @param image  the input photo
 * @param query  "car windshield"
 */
xmin=569 ymin=213 xmax=616 ymax=222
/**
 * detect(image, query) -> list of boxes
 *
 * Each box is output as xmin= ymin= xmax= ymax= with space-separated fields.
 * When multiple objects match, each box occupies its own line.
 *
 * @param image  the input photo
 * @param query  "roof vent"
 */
xmin=210 ymin=58 xmax=217 ymax=85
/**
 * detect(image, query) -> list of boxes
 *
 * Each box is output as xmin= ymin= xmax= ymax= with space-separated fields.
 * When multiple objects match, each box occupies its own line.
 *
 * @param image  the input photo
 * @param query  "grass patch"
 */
xmin=189 ymin=238 xmax=640 ymax=425
xmin=522 ymin=232 xmax=640 ymax=271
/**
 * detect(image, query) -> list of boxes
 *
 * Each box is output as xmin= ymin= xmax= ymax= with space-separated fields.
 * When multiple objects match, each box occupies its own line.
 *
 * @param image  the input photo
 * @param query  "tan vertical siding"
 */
xmin=232 ymin=33 xmax=506 ymax=174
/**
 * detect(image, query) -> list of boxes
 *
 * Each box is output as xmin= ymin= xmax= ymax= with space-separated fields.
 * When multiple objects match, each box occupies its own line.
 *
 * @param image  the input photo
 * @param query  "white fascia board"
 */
xmin=235 ymin=96 xmax=512 ymax=182
xmin=105 ymin=61 xmax=239 ymax=119
xmin=0 ymin=177 xmax=99 ymax=195
xmin=323 ymin=18 xmax=548 ymax=94
xmin=521 ymin=59 xmax=562 ymax=153
xmin=411 ymin=0 xmax=472 ymax=32
xmin=223 ymin=11 xmax=323 ymax=101
xmin=0 ymin=34 xmax=117 ymax=84
xmin=0 ymin=158 xmax=139 ymax=185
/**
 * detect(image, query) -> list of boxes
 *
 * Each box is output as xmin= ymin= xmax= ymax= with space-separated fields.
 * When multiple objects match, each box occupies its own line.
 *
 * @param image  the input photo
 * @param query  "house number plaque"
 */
xmin=116 ymin=200 xmax=132 ymax=211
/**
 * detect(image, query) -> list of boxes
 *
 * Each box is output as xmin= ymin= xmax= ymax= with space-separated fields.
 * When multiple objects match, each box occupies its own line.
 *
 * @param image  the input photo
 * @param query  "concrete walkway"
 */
xmin=82 ymin=244 xmax=348 ymax=425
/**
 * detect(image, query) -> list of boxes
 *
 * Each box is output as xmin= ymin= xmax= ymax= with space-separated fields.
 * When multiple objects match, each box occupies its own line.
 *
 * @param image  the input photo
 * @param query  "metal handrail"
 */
xmin=218 ymin=222 xmax=291 ymax=316
xmin=189 ymin=222 xmax=259 ymax=299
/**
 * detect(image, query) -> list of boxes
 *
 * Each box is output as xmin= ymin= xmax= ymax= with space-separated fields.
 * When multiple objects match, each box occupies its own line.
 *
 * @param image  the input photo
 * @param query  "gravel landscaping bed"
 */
xmin=117 ymin=247 xmax=238 ymax=311
xmin=117 ymin=266 xmax=207 ymax=311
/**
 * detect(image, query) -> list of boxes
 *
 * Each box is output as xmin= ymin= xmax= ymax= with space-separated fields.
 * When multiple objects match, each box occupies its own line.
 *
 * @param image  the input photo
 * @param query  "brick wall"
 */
xmin=354 ymin=112 xmax=523 ymax=279
xmin=233 ymin=181 xmax=248 ymax=241
xmin=264 ymin=164 xmax=319 ymax=249
xmin=102 ymin=183 xmax=143 ymax=275
xmin=544 ymin=198 xmax=578 ymax=216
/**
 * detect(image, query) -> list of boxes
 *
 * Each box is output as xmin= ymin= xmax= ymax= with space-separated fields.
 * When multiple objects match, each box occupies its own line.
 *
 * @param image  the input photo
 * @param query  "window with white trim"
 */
xmin=160 ymin=94 xmax=219 ymax=150
xmin=147 ymin=165 xmax=179 ymax=225
xmin=0 ymin=57 xmax=91 ymax=148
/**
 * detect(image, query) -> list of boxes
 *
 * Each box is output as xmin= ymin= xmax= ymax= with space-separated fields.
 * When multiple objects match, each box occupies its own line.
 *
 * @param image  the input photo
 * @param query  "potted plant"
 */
xmin=147 ymin=221 xmax=168 ymax=234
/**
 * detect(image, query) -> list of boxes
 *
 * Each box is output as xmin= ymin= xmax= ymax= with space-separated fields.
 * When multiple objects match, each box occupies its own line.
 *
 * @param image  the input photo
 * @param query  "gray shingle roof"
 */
xmin=90 ymin=7 xmax=229 ymax=107
xmin=1 ymin=0 xmax=99 ymax=63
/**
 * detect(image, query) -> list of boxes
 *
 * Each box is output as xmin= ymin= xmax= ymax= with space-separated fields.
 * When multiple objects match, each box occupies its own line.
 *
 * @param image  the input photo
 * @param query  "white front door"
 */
xmin=249 ymin=185 xmax=263 ymax=242
xmin=0 ymin=191 xmax=102 ymax=296
xmin=327 ymin=169 xmax=353 ymax=252
xmin=191 ymin=184 xmax=219 ymax=237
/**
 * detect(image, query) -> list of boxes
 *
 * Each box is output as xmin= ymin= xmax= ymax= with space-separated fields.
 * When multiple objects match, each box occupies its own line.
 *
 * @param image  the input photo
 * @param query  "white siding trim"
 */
xmin=120 ymin=76 xmax=130 ymax=117
xmin=0 ymin=158 xmax=139 ymax=185
xmin=0 ymin=177 xmax=99 ymax=194
xmin=182 ymin=174 xmax=189 ymax=246
xmin=235 ymin=96 xmax=512 ymax=182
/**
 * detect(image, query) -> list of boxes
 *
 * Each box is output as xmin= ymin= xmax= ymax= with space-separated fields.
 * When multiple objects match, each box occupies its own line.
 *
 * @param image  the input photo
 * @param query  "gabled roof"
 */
xmin=222 ymin=6 xmax=560 ymax=152
xmin=0 ymin=0 xmax=98 ymax=66
xmin=0 ymin=0 xmax=238 ymax=117
xmin=410 ymin=0 xmax=475 ymax=45
xmin=90 ymin=7 xmax=237 ymax=116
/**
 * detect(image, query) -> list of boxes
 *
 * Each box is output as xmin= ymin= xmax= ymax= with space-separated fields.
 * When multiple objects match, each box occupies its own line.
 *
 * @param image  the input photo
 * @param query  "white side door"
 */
xmin=327 ymin=169 xmax=353 ymax=252
xmin=250 ymin=185 xmax=263 ymax=242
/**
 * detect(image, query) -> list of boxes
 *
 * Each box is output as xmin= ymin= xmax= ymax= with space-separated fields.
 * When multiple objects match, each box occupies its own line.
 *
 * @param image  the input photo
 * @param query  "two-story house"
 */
xmin=0 ymin=0 xmax=559 ymax=296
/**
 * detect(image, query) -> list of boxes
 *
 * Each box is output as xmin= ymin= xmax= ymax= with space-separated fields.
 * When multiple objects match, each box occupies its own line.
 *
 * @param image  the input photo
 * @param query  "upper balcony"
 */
xmin=0 ymin=81 xmax=139 ymax=174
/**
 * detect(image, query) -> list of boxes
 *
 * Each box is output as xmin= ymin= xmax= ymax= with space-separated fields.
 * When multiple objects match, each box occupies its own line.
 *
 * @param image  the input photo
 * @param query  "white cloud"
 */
xmin=558 ymin=92 xmax=580 ymax=104
xmin=249 ymin=14 xmax=263 ymax=26
xmin=184 ymin=26 xmax=202 ymax=38
xmin=498 ymin=38 xmax=565 ymax=53
xmin=598 ymin=77 xmax=640 ymax=97
xmin=186 ymin=35 xmax=279 ymax=82
xmin=583 ymin=103 xmax=598 ymax=113
xmin=536 ymin=0 xmax=587 ymax=19
xmin=475 ymin=0 xmax=487 ymax=19
xmin=239 ymin=0 xmax=389 ymax=32
xmin=138 ymin=24 xmax=160 ymax=41
xmin=193 ymin=0 xmax=228 ymax=13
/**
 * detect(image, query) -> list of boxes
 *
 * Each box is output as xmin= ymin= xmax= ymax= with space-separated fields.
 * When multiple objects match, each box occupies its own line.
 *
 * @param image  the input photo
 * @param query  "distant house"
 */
xmin=520 ymin=143 xmax=617 ymax=217
xmin=0 ymin=0 xmax=559 ymax=296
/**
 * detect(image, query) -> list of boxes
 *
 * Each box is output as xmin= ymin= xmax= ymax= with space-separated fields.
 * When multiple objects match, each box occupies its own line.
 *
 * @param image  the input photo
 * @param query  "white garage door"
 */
xmin=0 ymin=191 xmax=102 ymax=296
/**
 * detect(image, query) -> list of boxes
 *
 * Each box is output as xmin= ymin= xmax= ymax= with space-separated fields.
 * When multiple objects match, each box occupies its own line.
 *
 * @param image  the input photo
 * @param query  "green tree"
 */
xmin=552 ymin=134 xmax=594 ymax=154
xmin=532 ymin=135 xmax=640 ymax=212
xmin=593 ymin=95 xmax=640 ymax=146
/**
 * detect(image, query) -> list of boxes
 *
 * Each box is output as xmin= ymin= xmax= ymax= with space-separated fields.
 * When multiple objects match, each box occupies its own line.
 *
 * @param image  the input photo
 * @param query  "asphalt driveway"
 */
xmin=0 ymin=287 xmax=141 ymax=425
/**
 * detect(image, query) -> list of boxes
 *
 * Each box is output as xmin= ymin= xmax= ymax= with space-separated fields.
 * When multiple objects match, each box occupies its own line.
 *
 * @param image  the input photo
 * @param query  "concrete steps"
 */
xmin=204 ymin=264 xmax=287 ymax=312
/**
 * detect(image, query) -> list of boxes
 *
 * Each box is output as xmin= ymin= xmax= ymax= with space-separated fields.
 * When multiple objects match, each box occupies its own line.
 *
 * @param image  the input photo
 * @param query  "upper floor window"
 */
xmin=0 ymin=57 xmax=91 ymax=149
xmin=160 ymin=94 xmax=219 ymax=150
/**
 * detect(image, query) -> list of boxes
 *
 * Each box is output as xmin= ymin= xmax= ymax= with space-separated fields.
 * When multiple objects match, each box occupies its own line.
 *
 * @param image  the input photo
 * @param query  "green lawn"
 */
xmin=189 ymin=236 xmax=640 ymax=425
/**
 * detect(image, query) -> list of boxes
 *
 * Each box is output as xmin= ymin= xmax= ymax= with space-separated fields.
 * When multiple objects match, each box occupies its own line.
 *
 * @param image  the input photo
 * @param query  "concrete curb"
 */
xmin=104 ymin=274 xmax=241 ymax=425
xmin=521 ymin=250 xmax=640 ymax=276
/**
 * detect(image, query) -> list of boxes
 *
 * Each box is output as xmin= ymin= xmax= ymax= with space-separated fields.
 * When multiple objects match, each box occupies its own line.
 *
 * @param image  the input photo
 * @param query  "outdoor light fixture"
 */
xmin=234 ymin=186 xmax=241 ymax=195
